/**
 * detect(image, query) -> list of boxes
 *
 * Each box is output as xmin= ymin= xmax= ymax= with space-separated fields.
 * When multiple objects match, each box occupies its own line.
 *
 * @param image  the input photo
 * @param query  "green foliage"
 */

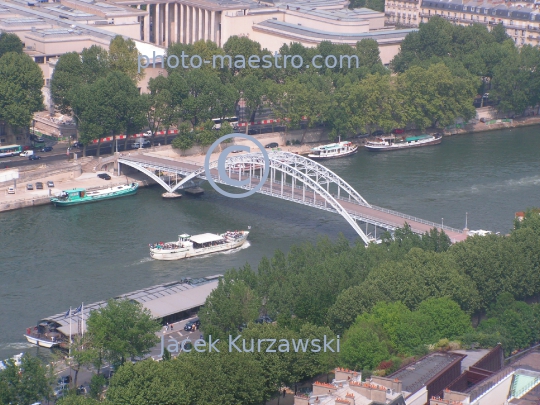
xmin=339 ymin=322 xmax=389 ymax=370
xmin=88 ymin=374 xmax=106 ymax=400
xmin=349 ymin=0 xmax=384 ymax=12
xmin=198 ymin=277 xmax=260 ymax=339
xmin=57 ymin=395 xmax=100 ymax=405
xmin=107 ymin=351 xmax=265 ymax=405
xmin=0 ymin=32 xmax=23 ymax=57
xmin=0 ymin=353 xmax=52 ymax=405
xmin=86 ymin=298 xmax=161 ymax=368
xmin=108 ymin=35 xmax=144 ymax=82
xmin=0 ymin=52 xmax=44 ymax=128
xmin=171 ymin=122 xmax=195 ymax=150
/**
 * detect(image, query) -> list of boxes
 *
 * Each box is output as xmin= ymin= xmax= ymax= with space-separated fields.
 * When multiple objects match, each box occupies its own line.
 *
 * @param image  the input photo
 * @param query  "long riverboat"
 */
xmin=308 ymin=141 xmax=358 ymax=160
xmin=365 ymin=134 xmax=442 ymax=152
xmin=50 ymin=183 xmax=139 ymax=207
xmin=149 ymin=231 xmax=249 ymax=260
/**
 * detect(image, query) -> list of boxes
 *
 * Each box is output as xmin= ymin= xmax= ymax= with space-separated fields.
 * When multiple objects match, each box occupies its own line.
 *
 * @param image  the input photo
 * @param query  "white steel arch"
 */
xmin=168 ymin=151 xmax=372 ymax=244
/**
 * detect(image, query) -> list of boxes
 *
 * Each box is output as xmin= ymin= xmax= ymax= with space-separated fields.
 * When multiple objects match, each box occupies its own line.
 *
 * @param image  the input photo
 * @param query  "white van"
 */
xmin=20 ymin=150 xmax=34 ymax=157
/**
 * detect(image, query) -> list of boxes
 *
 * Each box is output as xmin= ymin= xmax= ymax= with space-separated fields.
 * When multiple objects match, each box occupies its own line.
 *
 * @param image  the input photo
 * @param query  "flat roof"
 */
xmin=190 ymin=233 xmax=224 ymax=244
xmin=389 ymin=352 xmax=465 ymax=394
xmin=42 ymin=276 xmax=222 ymax=337
xmin=254 ymin=19 xmax=417 ymax=41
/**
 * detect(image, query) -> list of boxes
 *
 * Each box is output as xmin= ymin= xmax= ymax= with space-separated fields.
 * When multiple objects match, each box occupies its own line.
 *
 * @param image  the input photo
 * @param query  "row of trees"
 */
xmin=49 ymin=31 xmax=483 ymax=152
xmin=0 ymin=33 xmax=43 ymax=130
xmin=391 ymin=16 xmax=540 ymax=115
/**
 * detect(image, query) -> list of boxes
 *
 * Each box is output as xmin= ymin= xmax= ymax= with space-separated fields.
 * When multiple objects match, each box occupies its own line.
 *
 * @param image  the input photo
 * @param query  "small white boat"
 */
xmin=308 ymin=141 xmax=358 ymax=160
xmin=468 ymin=230 xmax=495 ymax=236
xmin=150 ymin=231 xmax=249 ymax=261
xmin=0 ymin=353 xmax=23 ymax=370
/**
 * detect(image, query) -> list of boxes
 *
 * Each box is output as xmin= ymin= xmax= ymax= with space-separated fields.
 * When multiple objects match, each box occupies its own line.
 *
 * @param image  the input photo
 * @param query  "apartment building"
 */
xmin=385 ymin=0 xmax=540 ymax=46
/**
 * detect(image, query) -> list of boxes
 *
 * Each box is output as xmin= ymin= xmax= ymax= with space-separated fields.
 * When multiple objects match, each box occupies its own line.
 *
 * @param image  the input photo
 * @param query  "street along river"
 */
xmin=1 ymin=126 xmax=540 ymax=359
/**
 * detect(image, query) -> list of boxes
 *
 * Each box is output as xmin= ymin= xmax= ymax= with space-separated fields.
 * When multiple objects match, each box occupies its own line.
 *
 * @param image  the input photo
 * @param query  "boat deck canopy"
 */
xmin=190 ymin=233 xmax=224 ymax=244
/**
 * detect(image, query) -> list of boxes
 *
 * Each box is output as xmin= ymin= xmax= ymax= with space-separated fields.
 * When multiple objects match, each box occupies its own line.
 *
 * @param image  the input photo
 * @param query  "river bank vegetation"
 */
xmin=32 ymin=17 xmax=540 ymax=158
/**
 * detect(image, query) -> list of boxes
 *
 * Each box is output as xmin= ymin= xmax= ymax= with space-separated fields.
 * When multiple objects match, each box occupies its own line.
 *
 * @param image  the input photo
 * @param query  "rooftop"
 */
xmin=254 ymin=19 xmax=417 ymax=42
xmin=40 ymin=276 xmax=222 ymax=337
xmin=389 ymin=352 xmax=465 ymax=394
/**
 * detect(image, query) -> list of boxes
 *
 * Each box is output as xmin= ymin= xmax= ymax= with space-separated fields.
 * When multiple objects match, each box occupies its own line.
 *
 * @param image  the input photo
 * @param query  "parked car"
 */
xmin=97 ymin=173 xmax=111 ymax=180
xmin=392 ymin=128 xmax=405 ymax=134
xmin=7 ymin=186 xmax=15 ymax=194
xmin=57 ymin=376 xmax=72 ymax=386
xmin=23 ymin=145 xmax=32 ymax=151
xmin=372 ymin=130 xmax=385 ymax=136
xmin=184 ymin=318 xmax=200 ymax=331
xmin=72 ymin=141 xmax=83 ymax=148
xmin=26 ymin=184 xmax=33 ymax=190
xmin=35 ymin=182 xmax=43 ymax=189
xmin=143 ymin=130 xmax=153 ymax=138
xmin=20 ymin=150 xmax=34 ymax=157
xmin=47 ymin=181 xmax=54 ymax=188
xmin=29 ymin=155 xmax=41 ymax=160
xmin=265 ymin=142 xmax=279 ymax=148
xmin=41 ymin=146 xmax=53 ymax=152
xmin=35 ymin=137 xmax=44 ymax=143
xmin=483 ymin=93 xmax=489 ymax=98
xmin=131 ymin=140 xmax=150 ymax=148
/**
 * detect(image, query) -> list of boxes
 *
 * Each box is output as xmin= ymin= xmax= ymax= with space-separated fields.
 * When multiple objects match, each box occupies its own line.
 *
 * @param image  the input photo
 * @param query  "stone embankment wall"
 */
xmin=0 ymin=161 xmax=87 ymax=189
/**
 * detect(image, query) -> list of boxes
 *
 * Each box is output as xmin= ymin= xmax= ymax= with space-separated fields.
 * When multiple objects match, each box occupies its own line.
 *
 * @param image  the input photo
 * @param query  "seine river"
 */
xmin=1 ymin=126 xmax=540 ymax=359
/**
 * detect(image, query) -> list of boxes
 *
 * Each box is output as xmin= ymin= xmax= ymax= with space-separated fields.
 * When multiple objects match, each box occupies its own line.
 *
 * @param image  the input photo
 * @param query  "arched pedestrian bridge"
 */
xmin=112 ymin=151 xmax=467 ymax=245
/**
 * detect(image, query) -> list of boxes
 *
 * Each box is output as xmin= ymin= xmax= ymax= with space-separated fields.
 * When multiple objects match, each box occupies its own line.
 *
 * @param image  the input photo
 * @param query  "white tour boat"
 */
xmin=308 ymin=141 xmax=358 ymax=160
xmin=149 ymin=231 xmax=249 ymax=260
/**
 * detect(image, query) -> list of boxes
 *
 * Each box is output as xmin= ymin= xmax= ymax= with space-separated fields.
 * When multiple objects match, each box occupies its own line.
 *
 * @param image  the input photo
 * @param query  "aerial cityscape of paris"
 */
xmin=1 ymin=0 xmax=540 ymax=403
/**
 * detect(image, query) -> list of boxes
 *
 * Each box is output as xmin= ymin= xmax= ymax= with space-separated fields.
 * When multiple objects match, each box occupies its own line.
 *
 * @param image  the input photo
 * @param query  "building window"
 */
xmin=484 ymin=17 xmax=487 ymax=21
xmin=0 ymin=139 xmax=5 ymax=143
xmin=471 ymin=15 xmax=473 ymax=20
xmin=34 ymin=56 xmax=44 ymax=63
xmin=16 ymin=136 xmax=22 ymax=140
xmin=515 ymin=29 xmax=518 ymax=35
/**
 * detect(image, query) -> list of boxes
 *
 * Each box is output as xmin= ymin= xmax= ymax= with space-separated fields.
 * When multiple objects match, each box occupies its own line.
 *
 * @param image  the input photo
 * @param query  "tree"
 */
xmin=0 ymin=52 xmax=44 ymax=129
xmin=108 ymin=35 xmax=144 ymax=82
xmin=0 ymin=32 xmax=23 ymax=58
xmin=171 ymin=121 xmax=195 ymax=151
xmin=50 ymin=52 xmax=84 ymax=115
xmin=398 ymin=63 xmax=477 ymax=129
xmin=0 ymin=353 xmax=52 ymax=405
xmin=339 ymin=321 xmax=389 ymax=370
xmin=199 ymin=278 xmax=260 ymax=340
xmin=69 ymin=334 xmax=99 ymax=388
xmin=85 ymin=299 xmax=161 ymax=369
xmin=345 ymin=73 xmax=403 ymax=134
xmin=491 ymin=23 xmax=510 ymax=43
xmin=417 ymin=297 xmax=472 ymax=341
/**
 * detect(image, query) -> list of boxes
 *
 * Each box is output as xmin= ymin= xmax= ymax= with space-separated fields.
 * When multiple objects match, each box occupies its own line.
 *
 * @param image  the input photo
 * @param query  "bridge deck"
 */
xmin=118 ymin=154 xmax=467 ymax=243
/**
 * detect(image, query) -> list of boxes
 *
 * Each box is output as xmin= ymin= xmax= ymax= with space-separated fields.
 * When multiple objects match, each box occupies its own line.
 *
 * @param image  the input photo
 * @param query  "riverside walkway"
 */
xmin=115 ymin=151 xmax=468 ymax=244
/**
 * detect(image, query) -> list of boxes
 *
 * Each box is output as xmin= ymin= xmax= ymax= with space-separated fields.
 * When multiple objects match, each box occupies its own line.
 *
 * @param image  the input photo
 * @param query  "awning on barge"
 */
xmin=189 ymin=233 xmax=224 ymax=244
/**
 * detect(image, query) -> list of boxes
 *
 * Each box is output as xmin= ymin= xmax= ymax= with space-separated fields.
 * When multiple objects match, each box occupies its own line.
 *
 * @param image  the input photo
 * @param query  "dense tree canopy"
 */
xmin=0 ymin=32 xmax=23 ymax=58
xmin=0 ymin=52 xmax=44 ymax=128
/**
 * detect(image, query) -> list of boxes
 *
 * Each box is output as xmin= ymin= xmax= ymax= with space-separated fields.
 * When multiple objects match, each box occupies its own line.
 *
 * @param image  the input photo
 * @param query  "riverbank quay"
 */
xmin=0 ymin=171 xmax=154 ymax=212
